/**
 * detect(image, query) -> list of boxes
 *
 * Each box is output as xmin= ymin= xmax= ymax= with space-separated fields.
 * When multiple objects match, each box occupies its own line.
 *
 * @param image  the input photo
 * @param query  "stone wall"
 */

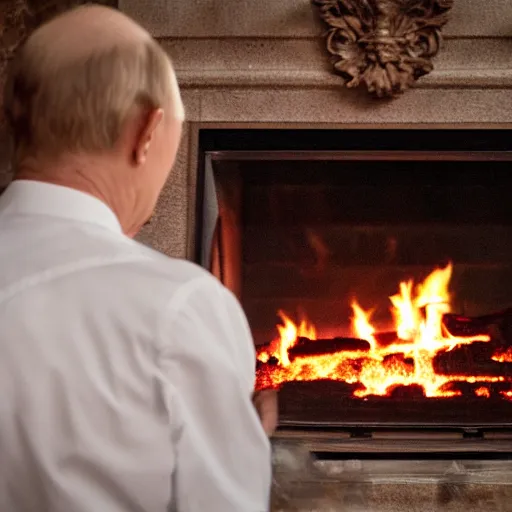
xmin=120 ymin=0 xmax=512 ymax=260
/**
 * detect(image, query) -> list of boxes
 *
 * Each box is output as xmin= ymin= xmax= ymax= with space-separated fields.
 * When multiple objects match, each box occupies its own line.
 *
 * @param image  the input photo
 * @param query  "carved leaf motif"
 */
xmin=312 ymin=0 xmax=454 ymax=98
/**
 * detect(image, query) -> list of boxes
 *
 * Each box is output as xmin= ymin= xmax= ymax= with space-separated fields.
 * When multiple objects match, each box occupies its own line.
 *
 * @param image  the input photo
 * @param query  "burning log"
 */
xmin=255 ymin=264 xmax=512 ymax=400
xmin=387 ymin=384 xmax=426 ymax=399
xmin=277 ymin=380 xmax=512 ymax=427
xmin=375 ymin=331 xmax=399 ymax=346
xmin=288 ymin=336 xmax=370 ymax=361
xmin=434 ymin=342 xmax=512 ymax=377
xmin=256 ymin=356 xmax=279 ymax=371
xmin=443 ymin=308 xmax=512 ymax=340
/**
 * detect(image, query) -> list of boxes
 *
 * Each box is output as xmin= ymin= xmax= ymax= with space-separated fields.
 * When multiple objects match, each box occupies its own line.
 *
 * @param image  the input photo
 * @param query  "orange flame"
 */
xmin=492 ymin=348 xmax=512 ymax=363
xmin=257 ymin=263 xmax=512 ymax=399
xmin=258 ymin=310 xmax=316 ymax=367
xmin=475 ymin=387 xmax=491 ymax=398
xmin=351 ymin=301 xmax=376 ymax=350
xmin=275 ymin=310 xmax=316 ymax=366
xmin=389 ymin=280 xmax=419 ymax=341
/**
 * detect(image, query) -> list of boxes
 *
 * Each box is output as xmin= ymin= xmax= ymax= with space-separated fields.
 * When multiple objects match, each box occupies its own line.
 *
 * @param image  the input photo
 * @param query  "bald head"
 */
xmin=28 ymin=5 xmax=150 ymax=67
xmin=5 ymin=4 xmax=184 ymax=164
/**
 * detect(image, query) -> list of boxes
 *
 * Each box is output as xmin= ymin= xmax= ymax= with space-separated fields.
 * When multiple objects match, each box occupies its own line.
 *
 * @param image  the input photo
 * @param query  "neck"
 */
xmin=15 ymin=154 xmax=135 ymax=234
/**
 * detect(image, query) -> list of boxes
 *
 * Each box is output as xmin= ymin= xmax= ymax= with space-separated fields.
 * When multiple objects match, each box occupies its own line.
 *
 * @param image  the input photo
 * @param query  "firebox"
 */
xmin=196 ymin=129 xmax=512 ymax=441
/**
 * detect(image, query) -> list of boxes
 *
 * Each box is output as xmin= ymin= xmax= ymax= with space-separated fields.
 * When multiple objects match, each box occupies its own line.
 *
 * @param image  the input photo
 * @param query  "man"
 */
xmin=0 ymin=5 xmax=275 ymax=512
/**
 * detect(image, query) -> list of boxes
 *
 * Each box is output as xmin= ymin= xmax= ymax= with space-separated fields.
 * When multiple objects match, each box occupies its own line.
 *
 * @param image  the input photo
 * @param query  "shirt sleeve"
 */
xmin=157 ymin=276 xmax=272 ymax=512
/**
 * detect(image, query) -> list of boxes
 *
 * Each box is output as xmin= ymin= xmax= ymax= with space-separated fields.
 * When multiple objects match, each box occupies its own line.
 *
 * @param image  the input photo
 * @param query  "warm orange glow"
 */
xmin=389 ymin=280 xmax=419 ymax=341
xmin=258 ymin=310 xmax=316 ymax=367
xmin=492 ymin=347 xmax=512 ymax=363
xmin=351 ymin=301 xmax=377 ymax=350
xmin=256 ymin=263 xmax=512 ymax=399
xmin=475 ymin=387 xmax=491 ymax=398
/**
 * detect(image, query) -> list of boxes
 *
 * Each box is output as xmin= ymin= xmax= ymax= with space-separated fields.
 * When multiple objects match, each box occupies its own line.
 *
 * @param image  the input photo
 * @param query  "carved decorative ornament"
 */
xmin=312 ymin=0 xmax=454 ymax=98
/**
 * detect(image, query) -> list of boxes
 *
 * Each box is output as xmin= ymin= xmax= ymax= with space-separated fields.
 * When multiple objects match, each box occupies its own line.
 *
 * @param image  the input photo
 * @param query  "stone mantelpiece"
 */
xmin=122 ymin=0 xmax=512 ymax=91
xmin=119 ymin=0 xmax=512 ymax=260
xmin=166 ymin=39 xmax=512 ymax=91
xmin=121 ymin=0 xmax=512 ymax=38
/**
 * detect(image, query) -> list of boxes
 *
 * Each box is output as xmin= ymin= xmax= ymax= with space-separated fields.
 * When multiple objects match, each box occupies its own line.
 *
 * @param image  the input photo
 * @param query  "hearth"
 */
xmin=196 ymin=129 xmax=512 ymax=442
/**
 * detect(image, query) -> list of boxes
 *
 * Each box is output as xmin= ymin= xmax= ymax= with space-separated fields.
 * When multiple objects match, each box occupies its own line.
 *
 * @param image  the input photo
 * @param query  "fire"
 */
xmin=389 ymin=280 xmax=418 ymax=341
xmin=475 ymin=387 xmax=491 ymax=398
xmin=492 ymin=348 xmax=512 ymax=363
xmin=351 ymin=301 xmax=377 ymax=350
xmin=256 ymin=263 xmax=512 ymax=399
xmin=275 ymin=310 xmax=316 ymax=366
xmin=258 ymin=310 xmax=316 ymax=367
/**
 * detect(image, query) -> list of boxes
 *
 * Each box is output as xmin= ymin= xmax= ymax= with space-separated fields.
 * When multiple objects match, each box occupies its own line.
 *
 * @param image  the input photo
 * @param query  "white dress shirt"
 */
xmin=0 ymin=180 xmax=271 ymax=512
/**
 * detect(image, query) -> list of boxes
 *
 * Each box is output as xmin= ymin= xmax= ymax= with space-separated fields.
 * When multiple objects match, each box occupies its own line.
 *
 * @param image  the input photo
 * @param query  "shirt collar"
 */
xmin=0 ymin=180 xmax=123 ymax=234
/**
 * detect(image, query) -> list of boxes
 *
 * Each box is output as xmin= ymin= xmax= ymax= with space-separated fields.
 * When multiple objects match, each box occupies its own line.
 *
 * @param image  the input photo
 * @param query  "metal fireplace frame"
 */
xmin=196 ymin=129 xmax=512 ymax=456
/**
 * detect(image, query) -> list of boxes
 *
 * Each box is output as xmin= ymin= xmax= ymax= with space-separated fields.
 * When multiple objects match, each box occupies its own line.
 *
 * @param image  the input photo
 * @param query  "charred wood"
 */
xmin=442 ymin=309 xmax=512 ymax=341
xmin=288 ymin=337 xmax=370 ymax=361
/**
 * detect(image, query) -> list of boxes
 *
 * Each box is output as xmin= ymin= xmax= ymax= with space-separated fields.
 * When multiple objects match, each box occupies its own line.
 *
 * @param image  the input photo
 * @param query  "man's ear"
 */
xmin=132 ymin=108 xmax=164 ymax=166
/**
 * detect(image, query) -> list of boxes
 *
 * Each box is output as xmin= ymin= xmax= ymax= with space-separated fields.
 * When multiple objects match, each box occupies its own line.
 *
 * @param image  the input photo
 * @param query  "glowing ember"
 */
xmin=256 ymin=263 xmax=512 ymax=399
xmin=475 ymin=387 xmax=491 ymax=398
xmin=492 ymin=348 xmax=512 ymax=363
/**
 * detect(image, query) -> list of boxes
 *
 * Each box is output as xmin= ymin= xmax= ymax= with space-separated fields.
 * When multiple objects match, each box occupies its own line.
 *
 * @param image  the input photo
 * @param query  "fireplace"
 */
xmin=197 ymin=128 xmax=512 ymax=437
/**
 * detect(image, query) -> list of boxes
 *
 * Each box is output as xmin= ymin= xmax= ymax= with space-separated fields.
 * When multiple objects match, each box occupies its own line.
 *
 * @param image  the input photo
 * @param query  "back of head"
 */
xmin=4 ymin=5 xmax=183 ymax=165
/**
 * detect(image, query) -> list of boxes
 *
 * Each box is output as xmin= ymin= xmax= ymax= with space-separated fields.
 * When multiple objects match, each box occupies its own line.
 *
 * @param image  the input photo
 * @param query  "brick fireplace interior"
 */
xmin=197 ymin=128 xmax=512 ymax=430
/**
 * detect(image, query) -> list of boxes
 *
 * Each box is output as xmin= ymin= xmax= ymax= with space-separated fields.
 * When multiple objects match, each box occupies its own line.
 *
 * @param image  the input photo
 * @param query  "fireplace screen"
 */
xmin=197 ymin=130 xmax=512 ymax=427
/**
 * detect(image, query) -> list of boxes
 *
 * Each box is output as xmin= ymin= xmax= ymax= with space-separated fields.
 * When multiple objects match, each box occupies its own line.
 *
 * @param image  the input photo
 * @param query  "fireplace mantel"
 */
xmin=121 ymin=0 xmax=512 ymax=97
xmin=118 ymin=0 xmax=512 ymax=260
xmin=120 ymin=0 xmax=512 ymax=122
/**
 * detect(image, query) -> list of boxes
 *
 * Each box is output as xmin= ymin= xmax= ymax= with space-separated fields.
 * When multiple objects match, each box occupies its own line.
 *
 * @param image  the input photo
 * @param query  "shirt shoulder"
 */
xmin=130 ymin=244 xmax=241 ymax=334
xmin=114 ymin=237 xmax=218 ymax=292
xmin=82 ymin=235 xmax=234 ymax=325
